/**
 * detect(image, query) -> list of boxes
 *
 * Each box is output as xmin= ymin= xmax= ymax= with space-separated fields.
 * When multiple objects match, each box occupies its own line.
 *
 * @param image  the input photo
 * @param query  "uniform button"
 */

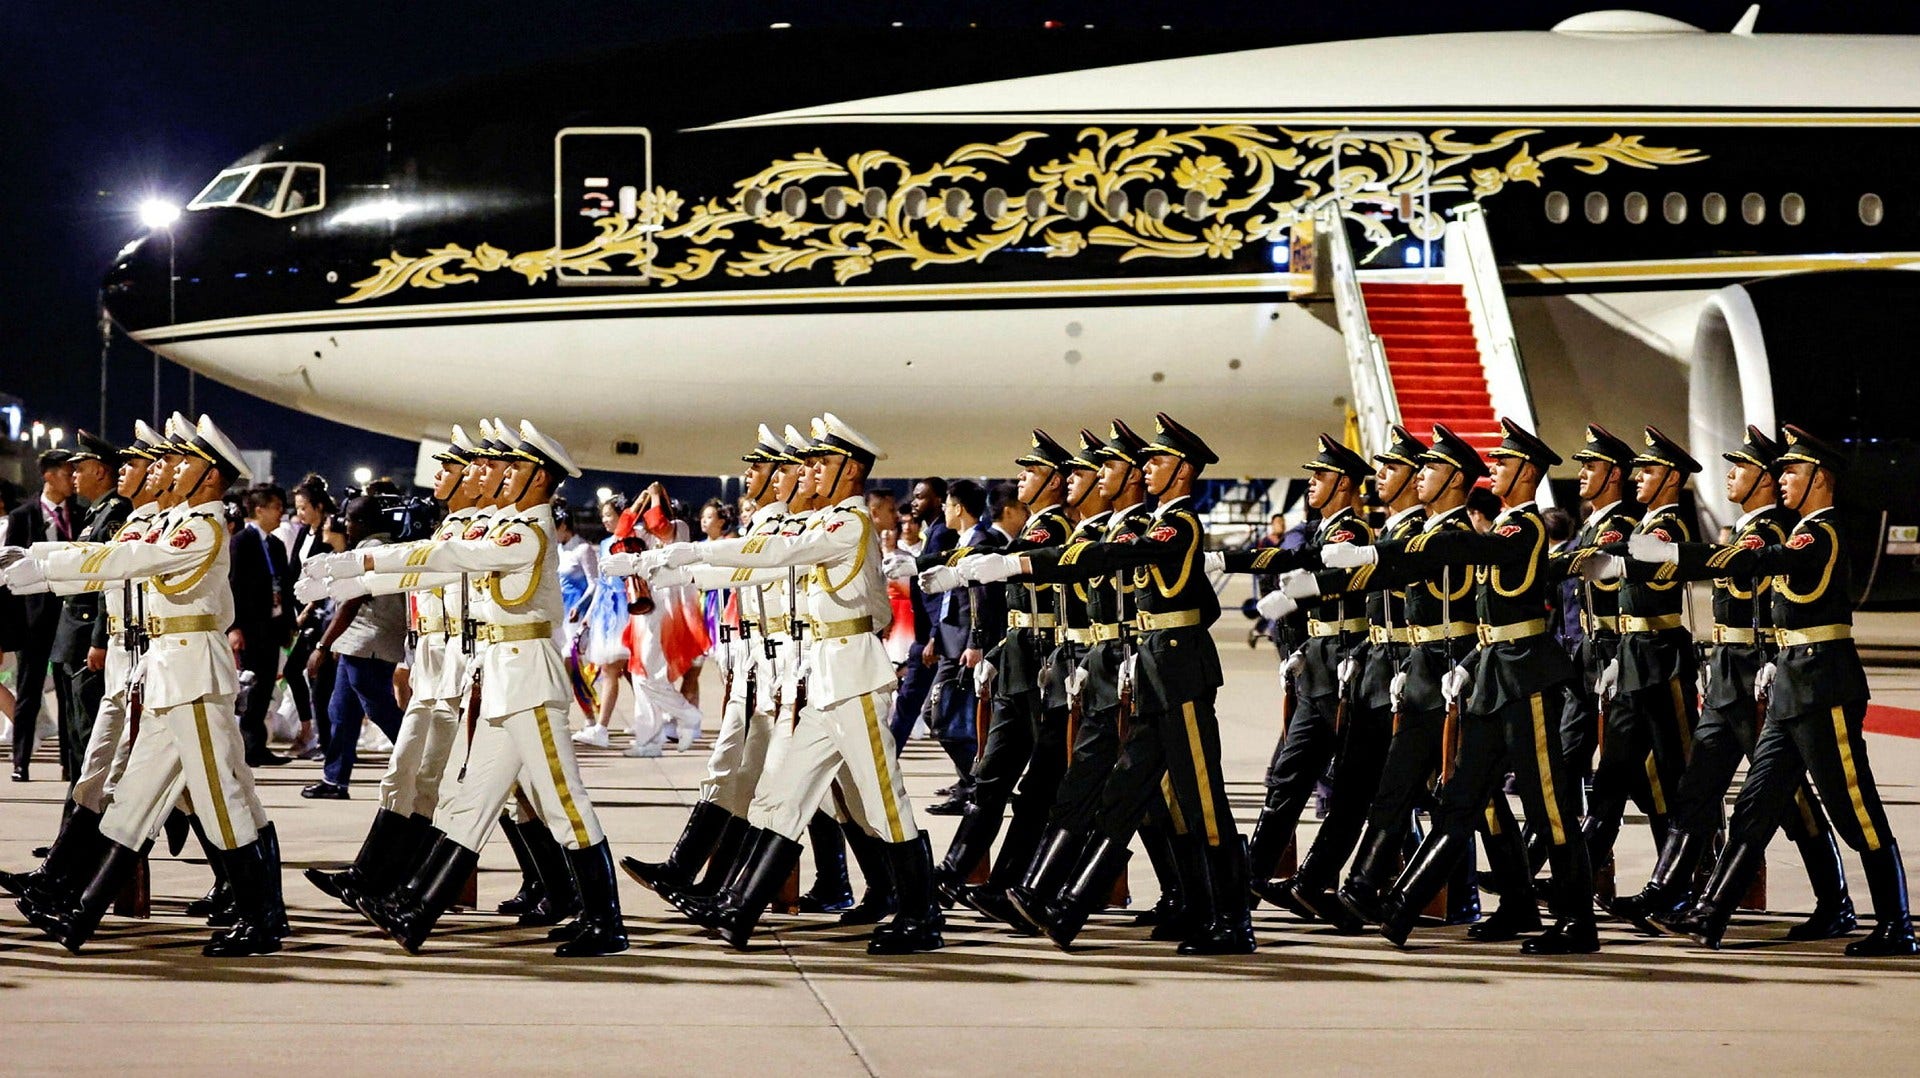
xmin=510 ymin=647 xmax=520 ymax=654
xmin=1169 ymin=639 xmax=1179 ymax=647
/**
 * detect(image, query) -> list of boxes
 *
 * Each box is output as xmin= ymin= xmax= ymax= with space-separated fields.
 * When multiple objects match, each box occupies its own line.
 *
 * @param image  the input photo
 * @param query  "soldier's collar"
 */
xmin=1385 ymin=504 xmax=1425 ymax=530
xmin=751 ymin=500 xmax=789 ymax=522
xmin=1582 ymin=498 xmax=1622 ymax=527
xmin=1734 ymin=503 xmax=1774 ymax=529
xmin=1152 ymin=494 xmax=1192 ymax=519
xmin=1076 ymin=509 xmax=1111 ymax=529
xmin=1494 ymin=500 xmax=1537 ymax=521
xmin=1425 ymin=505 xmax=1468 ymax=531
xmin=1799 ymin=506 xmax=1835 ymax=523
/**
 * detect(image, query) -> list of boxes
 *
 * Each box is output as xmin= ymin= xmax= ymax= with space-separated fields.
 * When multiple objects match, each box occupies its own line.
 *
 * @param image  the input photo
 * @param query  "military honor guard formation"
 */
xmin=0 ymin=406 xmax=1913 ymax=962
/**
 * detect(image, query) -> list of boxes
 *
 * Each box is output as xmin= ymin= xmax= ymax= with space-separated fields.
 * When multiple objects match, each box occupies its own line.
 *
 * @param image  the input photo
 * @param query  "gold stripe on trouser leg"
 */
xmin=1529 ymin=693 xmax=1567 ymax=846
xmin=533 ymin=706 xmax=592 ymax=847
xmin=1181 ymin=702 xmax=1220 ymax=846
xmin=191 ymin=701 xmax=238 ymax=847
xmin=1643 ymin=753 xmax=1668 ymax=815
xmin=1483 ymin=802 xmax=1503 ymax=835
xmin=1159 ymin=774 xmax=1189 ymax=835
xmin=1793 ymin=788 xmax=1821 ymax=836
xmin=1669 ymin=677 xmax=1693 ymax=762
xmin=1830 ymin=706 xmax=1882 ymax=851
xmin=859 ymin=694 xmax=905 ymax=843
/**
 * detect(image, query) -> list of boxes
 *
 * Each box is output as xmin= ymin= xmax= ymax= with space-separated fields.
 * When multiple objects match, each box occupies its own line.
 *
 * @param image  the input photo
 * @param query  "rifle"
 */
xmin=113 ymin=580 xmax=151 ymax=919
xmin=1440 ymin=567 xmax=1462 ymax=784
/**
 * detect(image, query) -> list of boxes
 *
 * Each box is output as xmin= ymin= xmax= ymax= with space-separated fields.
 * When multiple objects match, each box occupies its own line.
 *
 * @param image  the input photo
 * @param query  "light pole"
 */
xmin=138 ymin=199 xmax=181 ymax=427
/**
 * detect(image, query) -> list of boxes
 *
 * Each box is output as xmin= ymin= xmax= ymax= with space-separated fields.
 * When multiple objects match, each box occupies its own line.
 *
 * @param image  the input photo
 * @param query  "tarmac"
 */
xmin=4 ymin=606 xmax=1919 ymax=1076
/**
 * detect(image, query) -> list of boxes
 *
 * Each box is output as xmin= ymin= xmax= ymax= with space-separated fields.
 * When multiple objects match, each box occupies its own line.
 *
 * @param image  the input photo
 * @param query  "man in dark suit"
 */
xmin=49 ymin=434 xmax=135 ymax=786
xmin=5 ymin=449 xmax=77 ymax=781
xmin=916 ymin=479 xmax=1004 ymax=814
xmin=885 ymin=477 xmax=956 ymax=747
xmin=228 ymin=483 xmax=295 ymax=766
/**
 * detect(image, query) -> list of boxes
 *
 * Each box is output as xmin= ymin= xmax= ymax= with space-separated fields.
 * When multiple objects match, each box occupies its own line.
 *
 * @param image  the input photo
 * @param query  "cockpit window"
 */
xmin=237 ymin=166 xmax=288 ymax=211
xmin=187 ymin=162 xmax=326 ymax=217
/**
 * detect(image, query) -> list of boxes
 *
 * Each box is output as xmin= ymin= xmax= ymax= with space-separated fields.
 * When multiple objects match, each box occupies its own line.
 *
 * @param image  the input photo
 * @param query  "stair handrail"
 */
xmin=1317 ymin=202 xmax=1402 ymax=459
xmin=1444 ymin=203 xmax=1539 ymax=432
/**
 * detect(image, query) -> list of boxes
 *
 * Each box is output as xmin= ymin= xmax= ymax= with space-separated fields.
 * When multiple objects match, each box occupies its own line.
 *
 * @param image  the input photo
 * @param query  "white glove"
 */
xmin=1204 ymin=551 xmax=1225 ymax=574
xmin=647 ymin=565 xmax=694 ymax=589
xmin=2 ymin=558 xmax=47 ymax=593
xmin=919 ymin=565 xmax=964 ymax=594
xmin=1065 ymin=666 xmax=1088 ymax=700
xmin=1595 ymin=658 xmax=1621 ymax=702
xmin=1754 ymin=661 xmax=1777 ymax=698
xmin=973 ymin=658 xmax=996 ymax=695
xmin=1389 ymin=671 xmax=1408 ymax=712
xmin=1320 ymin=543 xmax=1376 ymax=569
xmin=1280 ymin=570 xmax=1321 ymax=600
xmin=1256 ymin=589 xmax=1297 ymax=621
xmin=600 ymin=551 xmax=641 ymax=578
xmin=959 ymin=553 xmax=1021 ymax=585
xmin=1629 ymin=532 xmax=1680 ymax=564
xmin=294 ymin=576 xmax=327 ymax=605
xmin=322 ymin=552 xmax=362 ymax=581
xmin=660 ymin=543 xmax=702 ymax=569
xmin=327 ymin=575 xmax=372 ymax=602
xmin=1282 ymin=647 xmax=1306 ymax=678
xmin=1337 ymin=656 xmax=1358 ymax=689
xmin=1441 ymin=665 xmax=1470 ymax=705
xmin=0 ymin=547 xmax=25 ymax=568
xmin=1579 ymin=553 xmax=1626 ymax=581
xmin=299 ymin=553 xmax=330 ymax=583
xmin=881 ymin=551 xmax=917 ymax=581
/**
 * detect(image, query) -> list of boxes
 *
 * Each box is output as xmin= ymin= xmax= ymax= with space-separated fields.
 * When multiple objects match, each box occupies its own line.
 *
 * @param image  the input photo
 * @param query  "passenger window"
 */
xmin=1143 ymin=188 xmax=1170 ymax=221
xmin=1780 ymin=193 xmax=1806 ymax=226
xmin=863 ymin=186 xmax=887 ymax=220
xmin=780 ymin=186 xmax=807 ymax=218
xmin=821 ymin=187 xmax=848 ymax=220
xmin=1860 ymin=193 xmax=1884 ymax=226
xmin=1543 ymin=191 xmax=1569 ymax=223
xmin=743 ymin=189 xmax=767 ymax=218
xmin=1623 ymin=191 xmax=1648 ymax=224
xmin=1583 ymin=192 xmax=1609 ymax=224
xmin=901 ymin=187 xmax=927 ymax=220
xmin=1064 ymin=190 xmax=1089 ymax=221
xmin=1106 ymin=189 xmax=1130 ymax=218
xmin=1183 ymin=190 xmax=1210 ymax=221
xmin=943 ymin=188 xmax=971 ymax=219
xmin=283 ymin=165 xmax=324 ymax=215
xmin=1741 ymin=193 xmax=1766 ymax=225
xmin=1702 ymin=192 xmax=1727 ymax=225
xmin=1024 ymin=189 xmax=1048 ymax=219
xmin=982 ymin=187 xmax=1007 ymax=220
xmin=237 ymin=166 xmax=288 ymax=212
xmin=1662 ymin=192 xmax=1687 ymax=224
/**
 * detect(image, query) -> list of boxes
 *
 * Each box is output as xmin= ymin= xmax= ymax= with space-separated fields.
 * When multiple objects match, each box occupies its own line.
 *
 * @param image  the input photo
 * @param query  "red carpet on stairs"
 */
xmin=1361 ymin=281 xmax=1501 ymax=452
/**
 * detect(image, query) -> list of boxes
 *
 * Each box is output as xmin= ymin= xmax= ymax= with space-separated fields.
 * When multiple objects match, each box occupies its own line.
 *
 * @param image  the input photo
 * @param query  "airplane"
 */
xmin=100 ymin=11 xmax=1920 ymax=598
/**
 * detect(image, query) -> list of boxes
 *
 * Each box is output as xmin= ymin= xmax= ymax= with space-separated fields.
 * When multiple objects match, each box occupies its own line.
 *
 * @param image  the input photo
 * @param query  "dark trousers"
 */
xmin=1096 ymin=692 xmax=1238 ymax=851
xmin=1731 ymin=700 xmax=1893 ymax=856
xmin=888 ymin=648 xmax=938 ymax=747
xmin=1297 ymin=699 xmax=1393 ymax=887
xmin=59 ymin=660 xmax=106 ymax=783
xmin=1587 ymin=672 xmax=1697 ymax=864
xmin=1259 ymin=684 xmax=1341 ymax=836
xmin=1560 ymin=634 xmax=1618 ymax=785
xmin=1050 ymin=702 xmax=1124 ymax=832
xmin=322 ymin=654 xmax=404 ymax=786
xmin=922 ymin=655 xmax=977 ymax=784
xmin=947 ymin=687 xmax=1043 ymax=870
xmin=987 ymin=702 xmax=1072 ymax=886
xmin=1673 ymin=690 xmax=1829 ymax=845
xmin=236 ymin=628 xmax=283 ymax=754
xmin=284 ymin=630 xmax=322 ymax=728
xmin=10 ymin=636 xmax=69 ymax=770
xmin=1420 ymin=687 xmax=1592 ymax=920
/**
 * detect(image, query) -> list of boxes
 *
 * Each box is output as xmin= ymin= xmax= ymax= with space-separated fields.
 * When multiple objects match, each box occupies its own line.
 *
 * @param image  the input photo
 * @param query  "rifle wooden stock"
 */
xmin=113 ymin=854 xmax=151 ymax=919
xmin=1440 ymin=700 xmax=1461 ymax=784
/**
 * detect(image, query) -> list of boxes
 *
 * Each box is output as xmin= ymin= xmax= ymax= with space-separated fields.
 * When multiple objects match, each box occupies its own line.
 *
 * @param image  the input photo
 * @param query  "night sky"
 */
xmin=3 ymin=1 xmax=1914 ymax=501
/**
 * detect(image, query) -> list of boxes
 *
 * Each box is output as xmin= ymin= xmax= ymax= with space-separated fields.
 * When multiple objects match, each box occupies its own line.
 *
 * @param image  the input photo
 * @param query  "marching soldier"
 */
xmin=1600 ymin=425 xmax=1853 ymax=939
xmin=0 ymin=422 xmax=166 ymax=904
xmin=1629 ymin=425 xmax=1915 ymax=956
xmin=299 ymin=425 xmax=495 ymax=911
xmin=1558 ymin=425 xmax=1642 ymax=790
xmin=1287 ymin=425 xmax=1533 ymax=938
xmin=1579 ymin=426 xmax=1703 ymax=895
xmin=621 ymin=414 xmax=943 ymax=955
xmin=1324 ymin=417 xmax=1598 ymax=953
xmin=945 ymin=414 xmax=1254 ymax=955
xmin=49 ymin=431 xmax=137 ymax=785
xmin=5 ymin=415 xmax=288 ymax=956
xmin=1237 ymin=434 xmax=1375 ymax=914
xmin=928 ymin=431 xmax=1074 ymax=907
xmin=349 ymin=421 xmax=629 ymax=957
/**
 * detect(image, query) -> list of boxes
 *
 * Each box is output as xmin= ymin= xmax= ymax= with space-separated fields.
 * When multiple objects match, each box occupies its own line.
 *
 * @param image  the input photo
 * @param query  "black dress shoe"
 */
xmin=923 ymin=797 xmax=969 ymax=817
xmin=961 ymin=885 xmax=1038 ymax=935
xmin=300 ymin=781 xmax=350 ymax=800
xmin=247 ymin=752 xmax=294 ymax=768
xmin=1466 ymin=901 xmax=1542 ymax=942
xmin=1519 ymin=918 xmax=1600 ymax=954
xmin=11 ymin=765 xmax=28 ymax=782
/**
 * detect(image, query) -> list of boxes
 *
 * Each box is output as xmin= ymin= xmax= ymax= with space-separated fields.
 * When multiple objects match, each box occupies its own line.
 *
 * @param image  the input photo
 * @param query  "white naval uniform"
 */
xmin=42 ymin=501 xmax=158 ymax=812
xmin=691 ymin=495 xmax=915 ymax=844
xmin=366 ymin=503 xmax=604 ymax=851
xmin=681 ymin=500 xmax=792 ymax=816
xmin=356 ymin=504 xmax=488 ymax=820
xmin=42 ymin=502 xmax=267 ymax=851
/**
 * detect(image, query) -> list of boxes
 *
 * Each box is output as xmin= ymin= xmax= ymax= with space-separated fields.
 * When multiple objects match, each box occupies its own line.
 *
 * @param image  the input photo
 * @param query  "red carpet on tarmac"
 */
xmin=1867 ymin=704 xmax=1920 ymax=739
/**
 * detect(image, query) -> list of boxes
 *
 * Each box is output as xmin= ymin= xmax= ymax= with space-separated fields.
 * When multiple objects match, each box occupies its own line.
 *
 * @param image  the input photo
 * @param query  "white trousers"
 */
xmin=99 ymin=694 xmax=267 ymax=851
xmin=70 ymin=688 xmax=137 ymax=814
xmin=699 ymin=673 xmax=777 ymax=815
xmin=438 ymin=702 xmax=605 ymax=852
xmin=377 ymin=693 xmax=461 ymax=819
xmin=747 ymin=689 xmax=916 ymax=844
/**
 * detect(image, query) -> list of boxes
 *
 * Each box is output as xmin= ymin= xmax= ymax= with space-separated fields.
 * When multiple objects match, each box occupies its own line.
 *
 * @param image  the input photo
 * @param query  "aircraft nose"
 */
xmin=101 ymin=232 xmax=175 ymax=333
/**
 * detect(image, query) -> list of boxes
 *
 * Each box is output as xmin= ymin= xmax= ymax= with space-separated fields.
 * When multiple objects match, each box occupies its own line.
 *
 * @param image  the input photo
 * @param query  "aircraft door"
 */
xmin=554 ymin=126 xmax=653 ymax=284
